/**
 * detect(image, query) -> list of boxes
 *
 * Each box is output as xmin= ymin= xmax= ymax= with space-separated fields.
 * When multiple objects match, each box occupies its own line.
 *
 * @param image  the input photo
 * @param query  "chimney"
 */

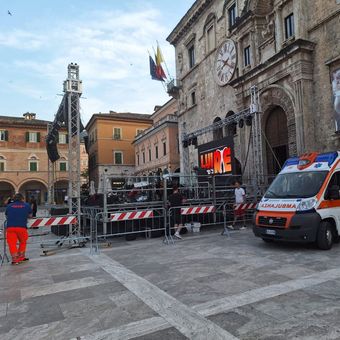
xmin=23 ymin=112 xmax=36 ymax=120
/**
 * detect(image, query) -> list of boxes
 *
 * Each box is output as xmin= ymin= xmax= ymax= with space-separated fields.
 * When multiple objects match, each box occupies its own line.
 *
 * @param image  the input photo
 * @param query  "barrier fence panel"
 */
xmin=91 ymin=207 xmax=167 ymax=253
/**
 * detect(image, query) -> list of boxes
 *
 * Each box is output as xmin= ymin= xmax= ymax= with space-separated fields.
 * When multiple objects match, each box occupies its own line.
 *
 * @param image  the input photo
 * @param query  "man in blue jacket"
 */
xmin=5 ymin=193 xmax=32 ymax=265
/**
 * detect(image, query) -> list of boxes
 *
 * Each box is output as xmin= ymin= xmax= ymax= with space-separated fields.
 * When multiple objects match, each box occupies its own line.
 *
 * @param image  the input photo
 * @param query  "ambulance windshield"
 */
xmin=265 ymin=171 xmax=328 ymax=199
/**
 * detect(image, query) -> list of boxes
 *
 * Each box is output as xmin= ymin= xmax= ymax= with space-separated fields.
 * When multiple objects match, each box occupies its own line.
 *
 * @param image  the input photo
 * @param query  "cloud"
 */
xmin=4 ymin=5 xmax=175 ymax=123
xmin=0 ymin=29 xmax=45 ymax=50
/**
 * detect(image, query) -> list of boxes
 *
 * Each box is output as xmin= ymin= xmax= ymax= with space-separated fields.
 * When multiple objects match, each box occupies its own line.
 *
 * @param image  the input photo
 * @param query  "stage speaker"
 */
xmin=46 ymin=140 xmax=60 ymax=162
xmin=245 ymin=116 xmax=252 ymax=126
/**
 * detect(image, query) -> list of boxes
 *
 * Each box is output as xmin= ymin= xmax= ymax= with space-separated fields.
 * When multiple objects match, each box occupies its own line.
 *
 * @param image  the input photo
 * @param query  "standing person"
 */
xmin=5 ymin=193 xmax=32 ymax=265
xmin=228 ymin=181 xmax=246 ymax=230
xmin=168 ymin=185 xmax=185 ymax=239
xmin=30 ymin=196 xmax=37 ymax=218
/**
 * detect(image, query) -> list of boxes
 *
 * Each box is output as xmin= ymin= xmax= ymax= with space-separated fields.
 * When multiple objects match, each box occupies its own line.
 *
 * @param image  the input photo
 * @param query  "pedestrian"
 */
xmin=30 ymin=196 xmax=37 ymax=218
xmin=228 ymin=181 xmax=246 ymax=230
xmin=168 ymin=185 xmax=186 ymax=239
xmin=5 ymin=192 xmax=32 ymax=265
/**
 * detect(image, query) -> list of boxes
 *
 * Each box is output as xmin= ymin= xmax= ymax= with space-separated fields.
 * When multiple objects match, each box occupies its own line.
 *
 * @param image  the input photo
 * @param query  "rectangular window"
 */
xmin=0 ymin=130 xmax=8 ymax=141
xmin=244 ymin=46 xmax=251 ymax=66
xmin=143 ymin=152 xmax=145 ymax=163
xmin=191 ymin=91 xmax=196 ymax=106
xmin=228 ymin=3 xmax=236 ymax=28
xmin=0 ymin=162 xmax=4 ymax=171
xmin=26 ymin=132 xmax=40 ymax=143
xmin=284 ymin=13 xmax=295 ymax=40
xmin=29 ymin=162 xmax=38 ymax=171
xmin=155 ymin=145 xmax=159 ymax=159
xmin=59 ymin=133 xmax=67 ymax=144
xmin=188 ymin=45 xmax=195 ymax=68
xmin=149 ymin=149 xmax=151 ymax=161
xmin=137 ymin=154 xmax=140 ymax=165
xmin=113 ymin=128 xmax=122 ymax=140
xmin=60 ymin=162 xmax=67 ymax=171
xmin=163 ymin=142 xmax=167 ymax=156
xmin=114 ymin=151 xmax=123 ymax=165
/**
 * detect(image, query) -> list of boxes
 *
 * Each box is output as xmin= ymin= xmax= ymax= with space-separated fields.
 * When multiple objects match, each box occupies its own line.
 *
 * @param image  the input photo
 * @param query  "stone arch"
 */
xmin=213 ymin=117 xmax=223 ymax=140
xmin=18 ymin=179 xmax=48 ymax=205
xmin=243 ymin=0 xmax=274 ymax=15
xmin=260 ymin=85 xmax=297 ymax=157
xmin=204 ymin=12 xmax=216 ymax=28
xmin=225 ymin=110 xmax=237 ymax=137
xmin=0 ymin=180 xmax=16 ymax=206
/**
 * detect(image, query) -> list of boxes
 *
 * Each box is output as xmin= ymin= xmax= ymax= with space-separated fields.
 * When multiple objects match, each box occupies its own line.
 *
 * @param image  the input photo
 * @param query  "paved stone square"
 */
xmin=1 ymin=227 xmax=340 ymax=339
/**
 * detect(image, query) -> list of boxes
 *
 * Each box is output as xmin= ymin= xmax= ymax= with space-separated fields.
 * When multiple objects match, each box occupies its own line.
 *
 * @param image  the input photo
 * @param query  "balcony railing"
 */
xmin=166 ymin=79 xmax=181 ymax=98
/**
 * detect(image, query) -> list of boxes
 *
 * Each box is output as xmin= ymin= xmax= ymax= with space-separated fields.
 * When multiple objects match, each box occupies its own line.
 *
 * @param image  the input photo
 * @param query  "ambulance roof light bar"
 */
xmin=315 ymin=151 xmax=338 ymax=166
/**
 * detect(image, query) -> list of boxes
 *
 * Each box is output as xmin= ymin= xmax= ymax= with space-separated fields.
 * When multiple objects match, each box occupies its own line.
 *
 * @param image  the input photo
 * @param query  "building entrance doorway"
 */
xmin=265 ymin=106 xmax=289 ymax=176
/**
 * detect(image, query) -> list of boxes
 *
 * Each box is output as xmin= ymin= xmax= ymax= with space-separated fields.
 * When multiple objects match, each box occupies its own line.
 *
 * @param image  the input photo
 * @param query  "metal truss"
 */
xmin=65 ymin=64 xmax=82 ymax=236
xmin=181 ymin=85 xmax=264 ymax=185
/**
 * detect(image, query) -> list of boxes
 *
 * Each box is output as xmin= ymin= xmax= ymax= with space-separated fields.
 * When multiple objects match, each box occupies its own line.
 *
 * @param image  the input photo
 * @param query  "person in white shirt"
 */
xmin=228 ymin=181 xmax=246 ymax=230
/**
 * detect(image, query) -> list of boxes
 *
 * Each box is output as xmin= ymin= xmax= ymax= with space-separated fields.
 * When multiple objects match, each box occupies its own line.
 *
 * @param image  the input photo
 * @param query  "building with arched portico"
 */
xmin=0 ymin=113 xmax=88 ymax=206
xmin=167 ymin=0 xmax=340 ymax=181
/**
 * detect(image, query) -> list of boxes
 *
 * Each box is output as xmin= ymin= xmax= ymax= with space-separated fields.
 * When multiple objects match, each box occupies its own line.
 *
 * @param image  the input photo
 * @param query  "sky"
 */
xmin=0 ymin=0 xmax=194 ymax=125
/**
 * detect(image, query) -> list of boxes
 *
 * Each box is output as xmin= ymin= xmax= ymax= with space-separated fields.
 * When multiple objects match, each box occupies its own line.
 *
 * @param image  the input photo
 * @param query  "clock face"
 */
xmin=214 ymin=39 xmax=237 ymax=86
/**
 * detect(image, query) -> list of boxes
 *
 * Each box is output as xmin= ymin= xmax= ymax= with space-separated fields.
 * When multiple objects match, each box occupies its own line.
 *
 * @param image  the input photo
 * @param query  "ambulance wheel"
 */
xmin=317 ymin=221 xmax=333 ymax=250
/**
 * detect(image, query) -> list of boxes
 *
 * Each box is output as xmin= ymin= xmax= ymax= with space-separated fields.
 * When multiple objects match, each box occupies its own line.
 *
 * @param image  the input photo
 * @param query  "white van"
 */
xmin=253 ymin=152 xmax=340 ymax=249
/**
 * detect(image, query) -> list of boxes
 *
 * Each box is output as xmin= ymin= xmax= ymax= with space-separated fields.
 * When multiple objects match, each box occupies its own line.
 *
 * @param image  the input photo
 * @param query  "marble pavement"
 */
xmin=1 ymin=228 xmax=340 ymax=339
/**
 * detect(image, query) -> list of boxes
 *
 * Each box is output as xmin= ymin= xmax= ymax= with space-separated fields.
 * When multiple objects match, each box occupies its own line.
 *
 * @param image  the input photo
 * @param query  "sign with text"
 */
xmin=198 ymin=137 xmax=234 ymax=175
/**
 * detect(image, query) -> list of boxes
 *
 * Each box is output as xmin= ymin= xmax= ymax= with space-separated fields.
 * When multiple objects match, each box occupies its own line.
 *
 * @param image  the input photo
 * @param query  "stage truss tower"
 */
xmin=64 ymin=63 xmax=82 ymax=232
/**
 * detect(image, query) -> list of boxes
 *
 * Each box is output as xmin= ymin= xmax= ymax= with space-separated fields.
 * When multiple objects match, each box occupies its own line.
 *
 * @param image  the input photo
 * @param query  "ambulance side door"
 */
xmin=322 ymin=171 xmax=340 ymax=229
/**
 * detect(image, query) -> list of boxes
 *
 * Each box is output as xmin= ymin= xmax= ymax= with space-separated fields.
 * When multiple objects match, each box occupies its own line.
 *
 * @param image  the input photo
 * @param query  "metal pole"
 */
xmin=103 ymin=172 xmax=107 ymax=235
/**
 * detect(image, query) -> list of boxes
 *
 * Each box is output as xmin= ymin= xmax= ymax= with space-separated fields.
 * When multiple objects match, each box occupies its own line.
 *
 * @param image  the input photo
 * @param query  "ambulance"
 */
xmin=253 ymin=152 xmax=340 ymax=250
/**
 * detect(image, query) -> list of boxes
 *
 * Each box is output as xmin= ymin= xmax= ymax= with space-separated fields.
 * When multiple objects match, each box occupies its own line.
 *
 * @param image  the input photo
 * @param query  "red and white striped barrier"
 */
xmin=180 ymin=206 xmax=215 ymax=215
xmin=28 ymin=215 xmax=78 ymax=228
xmin=110 ymin=210 xmax=154 ymax=221
xmin=234 ymin=203 xmax=257 ymax=212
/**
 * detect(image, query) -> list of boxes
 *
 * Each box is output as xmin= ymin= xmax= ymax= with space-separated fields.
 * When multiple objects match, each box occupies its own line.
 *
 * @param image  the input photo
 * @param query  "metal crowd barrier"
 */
xmin=90 ymin=206 xmax=167 ymax=253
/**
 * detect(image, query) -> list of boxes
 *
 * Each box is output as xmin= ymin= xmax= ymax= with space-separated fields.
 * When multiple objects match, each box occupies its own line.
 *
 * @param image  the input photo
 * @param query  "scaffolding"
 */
xmin=181 ymin=85 xmax=264 ymax=187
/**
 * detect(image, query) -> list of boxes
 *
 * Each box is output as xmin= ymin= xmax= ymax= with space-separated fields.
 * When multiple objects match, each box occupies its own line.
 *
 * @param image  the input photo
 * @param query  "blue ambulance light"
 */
xmin=282 ymin=157 xmax=299 ymax=168
xmin=315 ymin=152 xmax=338 ymax=166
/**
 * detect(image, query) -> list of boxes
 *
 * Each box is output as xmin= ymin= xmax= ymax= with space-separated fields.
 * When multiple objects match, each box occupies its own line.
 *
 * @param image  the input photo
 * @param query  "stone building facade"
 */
xmin=133 ymin=98 xmax=180 ymax=176
xmin=167 ymin=0 xmax=340 ymax=180
xmin=0 ymin=113 xmax=69 ymax=205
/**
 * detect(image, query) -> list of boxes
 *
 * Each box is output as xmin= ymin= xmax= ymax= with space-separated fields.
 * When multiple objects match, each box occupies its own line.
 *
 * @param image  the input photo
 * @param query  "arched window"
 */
xmin=225 ymin=111 xmax=237 ymax=136
xmin=213 ymin=117 xmax=223 ymax=140
xmin=204 ymin=13 xmax=216 ymax=53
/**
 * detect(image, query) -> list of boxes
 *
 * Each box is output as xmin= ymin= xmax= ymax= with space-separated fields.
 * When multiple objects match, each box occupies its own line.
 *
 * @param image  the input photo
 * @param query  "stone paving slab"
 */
xmin=1 ymin=228 xmax=340 ymax=339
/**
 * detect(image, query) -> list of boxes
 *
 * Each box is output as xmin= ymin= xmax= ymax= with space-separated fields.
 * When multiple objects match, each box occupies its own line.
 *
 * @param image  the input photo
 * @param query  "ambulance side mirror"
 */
xmin=328 ymin=185 xmax=340 ymax=200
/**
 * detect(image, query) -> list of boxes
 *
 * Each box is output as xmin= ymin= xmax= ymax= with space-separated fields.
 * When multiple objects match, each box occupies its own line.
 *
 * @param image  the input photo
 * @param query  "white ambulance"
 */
xmin=253 ymin=152 xmax=340 ymax=249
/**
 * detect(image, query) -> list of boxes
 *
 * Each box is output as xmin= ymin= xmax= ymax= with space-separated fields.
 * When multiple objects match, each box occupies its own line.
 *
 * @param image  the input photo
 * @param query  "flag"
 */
xmin=155 ymin=45 xmax=166 ymax=81
xmin=155 ymin=46 xmax=164 ymax=65
xmin=149 ymin=55 xmax=163 ymax=81
xmin=155 ymin=60 xmax=166 ymax=80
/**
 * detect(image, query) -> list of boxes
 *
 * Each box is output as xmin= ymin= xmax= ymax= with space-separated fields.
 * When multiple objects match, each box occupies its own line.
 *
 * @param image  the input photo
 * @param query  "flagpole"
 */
xmin=156 ymin=40 xmax=172 ymax=80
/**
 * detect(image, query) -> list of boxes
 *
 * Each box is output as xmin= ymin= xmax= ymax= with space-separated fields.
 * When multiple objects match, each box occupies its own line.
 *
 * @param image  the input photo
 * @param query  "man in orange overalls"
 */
xmin=5 ymin=193 xmax=32 ymax=265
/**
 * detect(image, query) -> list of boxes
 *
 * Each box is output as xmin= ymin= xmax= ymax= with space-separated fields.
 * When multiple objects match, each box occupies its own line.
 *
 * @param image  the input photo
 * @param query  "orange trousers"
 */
xmin=6 ymin=227 xmax=28 ymax=262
